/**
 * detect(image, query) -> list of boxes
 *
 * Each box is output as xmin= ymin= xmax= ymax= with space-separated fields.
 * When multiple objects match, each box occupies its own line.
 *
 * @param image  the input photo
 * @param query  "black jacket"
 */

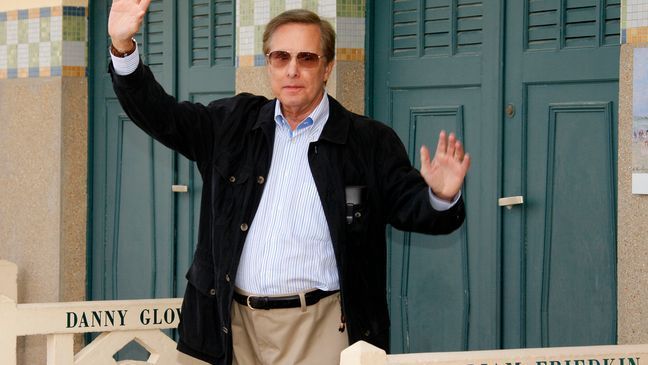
xmin=109 ymin=61 xmax=465 ymax=364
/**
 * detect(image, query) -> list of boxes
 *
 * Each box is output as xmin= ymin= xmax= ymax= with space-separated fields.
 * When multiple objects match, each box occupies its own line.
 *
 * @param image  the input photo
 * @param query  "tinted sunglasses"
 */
xmin=265 ymin=50 xmax=325 ymax=68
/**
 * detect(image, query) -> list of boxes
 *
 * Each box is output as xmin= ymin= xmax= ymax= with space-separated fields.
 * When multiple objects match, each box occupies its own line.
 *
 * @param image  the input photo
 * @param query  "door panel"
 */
xmin=522 ymin=84 xmax=617 ymax=347
xmin=175 ymin=0 xmax=235 ymax=295
xmin=90 ymin=0 xmax=235 ymax=358
xmin=371 ymin=0 xmax=618 ymax=353
xmin=390 ymin=89 xmax=476 ymax=352
xmin=502 ymin=0 xmax=619 ymax=349
xmin=374 ymin=0 xmax=502 ymax=353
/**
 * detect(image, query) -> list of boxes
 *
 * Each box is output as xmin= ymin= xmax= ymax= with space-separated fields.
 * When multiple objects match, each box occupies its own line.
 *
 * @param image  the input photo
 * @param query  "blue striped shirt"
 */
xmin=235 ymin=94 xmax=340 ymax=295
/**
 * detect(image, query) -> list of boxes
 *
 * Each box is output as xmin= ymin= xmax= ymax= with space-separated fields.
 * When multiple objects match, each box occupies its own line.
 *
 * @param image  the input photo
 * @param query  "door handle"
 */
xmin=498 ymin=195 xmax=523 ymax=209
xmin=172 ymin=185 xmax=188 ymax=193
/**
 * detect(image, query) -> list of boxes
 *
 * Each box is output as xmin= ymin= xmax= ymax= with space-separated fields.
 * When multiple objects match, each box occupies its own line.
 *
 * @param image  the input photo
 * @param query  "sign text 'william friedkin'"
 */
xmin=469 ymin=358 xmax=640 ymax=365
xmin=66 ymin=307 xmax=181 ymax=329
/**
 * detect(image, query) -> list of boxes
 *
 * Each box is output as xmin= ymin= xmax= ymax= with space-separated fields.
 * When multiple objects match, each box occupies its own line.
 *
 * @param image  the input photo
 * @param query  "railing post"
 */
xmin=0 ymin=296 xmax=17 ymax=365
xmin=0 ymin=261 xmax=18 ymax=365
xmin=0 ymin=260 xmax=18 ymax=301
xmin=340 ymin=341 xmax=387 ymax=365
xmin=47 ymin=334 xmax=74 ymax=365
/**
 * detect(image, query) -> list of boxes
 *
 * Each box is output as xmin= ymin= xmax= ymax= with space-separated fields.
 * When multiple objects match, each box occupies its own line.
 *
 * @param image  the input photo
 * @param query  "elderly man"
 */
xmin=108 ymin=1 xmax=470 ymax=364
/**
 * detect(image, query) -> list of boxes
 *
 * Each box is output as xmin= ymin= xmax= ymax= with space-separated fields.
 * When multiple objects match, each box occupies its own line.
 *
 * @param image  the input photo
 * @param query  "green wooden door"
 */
xmin=500 ymin=0 xmax=618 ymax=348
xmin=370 ymin=0 xmax=619 ymax=353
xmin=89 ymin=0 xmax=234 ymax=357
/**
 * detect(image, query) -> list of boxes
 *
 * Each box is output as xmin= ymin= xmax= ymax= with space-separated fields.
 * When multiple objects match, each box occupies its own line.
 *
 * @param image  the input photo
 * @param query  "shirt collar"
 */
xmin=274 ymin=92 xmax=330 ymax=134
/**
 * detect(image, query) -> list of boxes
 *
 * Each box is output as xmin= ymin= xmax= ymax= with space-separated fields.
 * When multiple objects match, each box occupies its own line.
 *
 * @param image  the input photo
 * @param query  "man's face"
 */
xmin=266 ymin=23 xmax=334 ymax=116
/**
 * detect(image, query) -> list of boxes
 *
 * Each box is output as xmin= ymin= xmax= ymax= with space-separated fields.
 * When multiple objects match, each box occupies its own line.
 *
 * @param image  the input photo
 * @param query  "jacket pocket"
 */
xmin=179 ymin=262 xmax=224 ymax=358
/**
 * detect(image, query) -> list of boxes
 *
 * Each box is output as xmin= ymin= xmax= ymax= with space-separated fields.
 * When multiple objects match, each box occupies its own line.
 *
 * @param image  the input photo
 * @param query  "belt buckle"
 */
xmin=246 ymin=295 xmax=256 ymax=311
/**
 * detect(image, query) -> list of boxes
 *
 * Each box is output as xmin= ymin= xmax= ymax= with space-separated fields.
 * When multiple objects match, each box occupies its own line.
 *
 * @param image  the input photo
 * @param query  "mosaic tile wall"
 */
xmin=236 ymin=0 xmax=365 ymax=67
xmin=622 ymin=0 xmax=648 ymax=44
xmin=0 ymin=6 xmax=86 ymax=79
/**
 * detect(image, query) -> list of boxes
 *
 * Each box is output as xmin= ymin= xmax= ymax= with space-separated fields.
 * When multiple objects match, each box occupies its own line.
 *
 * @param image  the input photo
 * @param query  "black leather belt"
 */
xmin=233 ymin=289 xmax=338 ymax=310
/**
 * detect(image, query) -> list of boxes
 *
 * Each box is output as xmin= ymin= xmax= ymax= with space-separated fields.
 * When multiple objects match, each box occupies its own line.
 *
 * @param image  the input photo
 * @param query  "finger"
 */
xmin=435 ymin=130 xmax=447 ymax=156
xmin=420 ymin=145 xmax=431 ymax=166
xmin=461 ymin=153 xmax=471 ymax=172
xmin=446 ymin=132 xmax=456 ymax=158
xmin=139 ymin=0 xmax=152 ymax=11
xmin=454 ymin=141 xmax=464 ymax=160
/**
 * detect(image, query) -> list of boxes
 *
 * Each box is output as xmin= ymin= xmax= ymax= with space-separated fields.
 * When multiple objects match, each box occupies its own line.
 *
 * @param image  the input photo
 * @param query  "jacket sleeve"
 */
xmin=108 ymin=59 xmax=262 ymax=162
xmin=376 ymin=126 xmax=465 ymax=235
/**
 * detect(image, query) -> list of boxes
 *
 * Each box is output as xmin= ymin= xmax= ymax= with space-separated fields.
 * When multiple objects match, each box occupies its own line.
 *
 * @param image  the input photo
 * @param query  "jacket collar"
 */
xmin=253 ymin=95 xmax=351 ymax=145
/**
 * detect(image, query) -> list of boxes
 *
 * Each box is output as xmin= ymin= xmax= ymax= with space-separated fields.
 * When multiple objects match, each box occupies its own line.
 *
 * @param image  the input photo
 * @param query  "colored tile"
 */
xmin=39 ymin=42 xmax=50 ymax=67
xmin=7 ymin=68 xmax=17 ymax=78
xmin=28 ymin=18 xmax=39 ymax=43
xmin=255 ymin=25 xmax=265 ymax=54
xmin=40 ymin=17 xmax=50 ymax=42
xmin=28 ymin=43 xmax=38 ymax=67
xmin=0 ymin=69 xmax=7 ymax=79
xmin=254 ymin=0 xmax=271 ymax=25
xmin=50 ymin=40 xmax=62 ymax=67
xmin=40 ymin=7 xmax=51 ymax=18
xmin=18 ymin=10 xmax=28 ymax=20
xmin=0 ymin=45 xmax=6 ymax=69
xmin=28 ymin=67 xmax=38 ymax=77
xmin=7 ymin=44 xmax=16 ymax=68
xmin=51 ymin=65 xmax=61 ymax=76
xmin=51 ymin=16 xmax=62 ymax=42
xmin=0 ymin=13 xmax=6 ymax=22
xmin=302 ymin=0 xmax=318 ymax=12
xmin=285 ymin=0 xmax=301 ymax=11
xmin=39 ymin=67 xmax=51 ymax=77
xmin=254 ymin=54 xmax=265 ymax=66
xmin=239 ymin=0 xmax=254 ymax=26
xmin=52 ymin=6 xmax=62 ymax=17
xmin=270 ymin=0 xmax=286 ymax=18
xmin=18 ymin=19 xmax=28 ymax=43
xmin=7 ymin=10 xmax=17 ymax=21
xmin=18 ymin=68 xmax=27 ymax=78
xmin=28 ymin=8 xmax=40 ymax=19
xmin=17 ymin=43 xmax=28 ymax=68
xmin=0 ymin=22 xmax=5 ymax=45
xmin=6 ymin=20 xmax=17 ymax=45
xmin=63 ymin=16 xmax=87 ymax=42
xmin=62 ymin=41 xmax=86 ymax=67
xmin=238 ymin=55 xmax=254 ymax=66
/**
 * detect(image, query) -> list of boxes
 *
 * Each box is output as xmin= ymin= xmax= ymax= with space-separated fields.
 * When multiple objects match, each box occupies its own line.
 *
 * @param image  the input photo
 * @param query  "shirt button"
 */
xmin=209 ymin=288 xmax=216 ymax=296
xmin=240 ymin=223 xmax=249 ymax=232
xmin=229 ymin=176 xmax=236 ymax=183
xmin=257 ymin=176 xmax=265 ymax=184
xmin=225 ymin=274 xmax=231 ymax=282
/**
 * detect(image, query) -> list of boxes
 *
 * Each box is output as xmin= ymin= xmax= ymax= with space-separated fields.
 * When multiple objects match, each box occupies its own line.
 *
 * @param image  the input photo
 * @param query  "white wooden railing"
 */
xmin=3 ymin=259 xmax=648 ymax=365
xmin=0 ymin=260 xmax=206 ymax=365
xmin=340 ymin=337 xmax=648 ymax=365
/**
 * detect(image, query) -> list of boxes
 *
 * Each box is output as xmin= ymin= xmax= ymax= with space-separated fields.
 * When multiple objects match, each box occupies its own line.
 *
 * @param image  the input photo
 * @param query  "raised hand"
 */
xmin=420 ymin=131 xmax=471 ymax=201
xmin=108 ymin=0 xmax=151 ymax=51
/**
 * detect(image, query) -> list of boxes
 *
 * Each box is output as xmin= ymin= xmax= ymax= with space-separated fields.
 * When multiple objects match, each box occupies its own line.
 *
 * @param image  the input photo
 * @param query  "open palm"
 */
xmin=420 ymin=131 xmax=471 ymax=201
xmin=108 ymin=0 xmax=151 ymax=44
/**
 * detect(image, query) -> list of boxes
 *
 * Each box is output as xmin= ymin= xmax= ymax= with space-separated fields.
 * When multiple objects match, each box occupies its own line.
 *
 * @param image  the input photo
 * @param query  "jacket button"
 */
xmin=240 ymin=223 xmax=249 ymax=232
xmin=229 ymin=176 xmax=236 ymax=183
xmin=225 ymin=274 xmax=231 ymax=282
xmin=257 ymin=176 xmax=265 ymax=184
xmin=222 ymin=326 xmax=229 ymax=334
xmin=363 ymin=330 xmax=371 ymax=337
xmin=209 ymin=288 xmax=216 ymax=296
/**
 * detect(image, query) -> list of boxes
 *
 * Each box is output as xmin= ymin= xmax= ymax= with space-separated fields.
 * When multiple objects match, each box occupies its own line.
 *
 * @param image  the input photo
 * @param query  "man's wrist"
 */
xmin=110 ymin=38 xmax=136 ymax=57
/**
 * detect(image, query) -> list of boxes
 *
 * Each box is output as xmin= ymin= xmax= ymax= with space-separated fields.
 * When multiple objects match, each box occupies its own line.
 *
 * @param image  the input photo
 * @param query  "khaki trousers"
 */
xmin=231 ymin=290 xmax=349 ymax=365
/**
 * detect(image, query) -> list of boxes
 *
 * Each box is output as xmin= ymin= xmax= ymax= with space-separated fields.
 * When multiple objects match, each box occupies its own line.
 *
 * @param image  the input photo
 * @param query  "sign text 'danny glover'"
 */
xmin=65 ymin=307 xmax=182 ymax=329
